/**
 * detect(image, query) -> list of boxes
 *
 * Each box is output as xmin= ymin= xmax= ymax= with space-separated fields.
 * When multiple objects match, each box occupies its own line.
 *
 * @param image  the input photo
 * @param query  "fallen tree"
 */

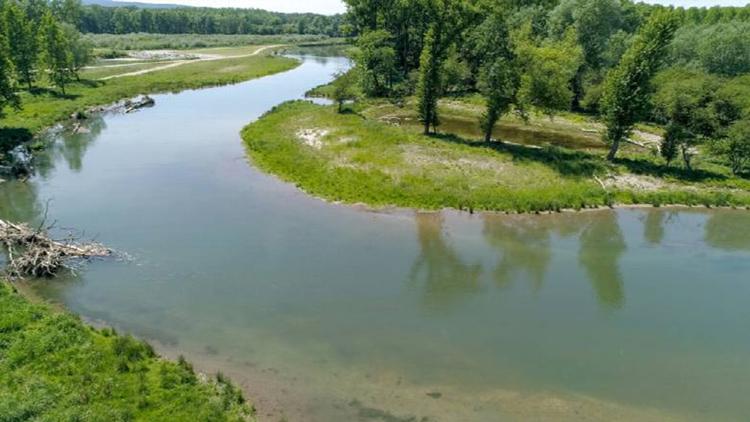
xmin=0 ymin=218 xmax=111 ymax=278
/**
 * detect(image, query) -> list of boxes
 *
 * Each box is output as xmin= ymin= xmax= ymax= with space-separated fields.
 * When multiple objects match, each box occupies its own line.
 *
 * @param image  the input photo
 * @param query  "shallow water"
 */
xmin=2 ymin=55 xmax=750 ymax=421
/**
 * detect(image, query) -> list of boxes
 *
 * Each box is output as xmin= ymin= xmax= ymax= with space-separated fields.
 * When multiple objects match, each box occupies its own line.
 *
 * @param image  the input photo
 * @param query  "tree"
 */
xmin=600 ymin=11 xmax=678 ymax=161
xmin=355 ymin=30 xmax=398 ymax=97
xmin=515 ymin=26 xmax=583 ymax=117
xmin=62 ymin=22 xmax=92 ymax=80
xmin=660 ymin=123 xmax=680 ymax=166
xmin=476 ymin=12 xmax=519 ymax=142
xmin=714 ymin=119 xmax=750 ymax=175
xmin=4 ymin=0 xmax=38 ymax=89
xmin=416 ymin=24 xmax=441 ymax=134
xmin=0 ymin=28 xmax=20 ymax=117
xmin=39 ymin=11 xmax=74 ymax=95
xmin=331 ymin=70 xmax=358 ymax=113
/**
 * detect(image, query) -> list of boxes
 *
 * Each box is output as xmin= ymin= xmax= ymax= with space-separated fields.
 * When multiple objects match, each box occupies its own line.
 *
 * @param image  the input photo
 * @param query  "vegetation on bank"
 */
xmin=1 ymin=52 xmax=298 ymax=165
xmin=0 ymin=282 xmax=253 ymax=421
xmin=84 ymin=33 xmax=337 ymax=51
xmin=243 ymin=101 xmax=750 ymax=213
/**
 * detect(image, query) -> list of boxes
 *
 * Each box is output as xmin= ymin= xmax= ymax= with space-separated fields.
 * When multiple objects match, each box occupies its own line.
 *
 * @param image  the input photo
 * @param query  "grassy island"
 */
xmin=0 ymin=282 xmax=254 ymax=421
xmin=242 ymin=100 xmax=750 ymax=213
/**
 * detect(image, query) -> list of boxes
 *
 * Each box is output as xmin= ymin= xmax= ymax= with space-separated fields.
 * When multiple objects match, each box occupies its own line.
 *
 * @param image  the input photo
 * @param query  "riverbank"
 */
xmin=242 ymin=100 xmax=750 ymax=213
xmin=1 ymin=46 xmax=298 ymax=166
xmin=0 ymin=281 xmax=255 ymax=421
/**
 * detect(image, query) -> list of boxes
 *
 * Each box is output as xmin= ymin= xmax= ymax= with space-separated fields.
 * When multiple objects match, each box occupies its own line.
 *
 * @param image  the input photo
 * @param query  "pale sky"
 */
xmin=123 ymin=0 xmax=748 ymax=15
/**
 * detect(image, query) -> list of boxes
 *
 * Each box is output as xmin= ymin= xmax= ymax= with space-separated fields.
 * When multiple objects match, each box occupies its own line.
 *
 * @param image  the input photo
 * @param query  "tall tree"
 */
xmin=416 ymin=24 xmax=441 ymax=134
xmin=600 ymin=11 xmax=678 ymax=161
xmin=0 ymin=26 xmax=20 ymax=117
xmin=4 ymin=0 xmax=38 ymax=89
xmin=39 ymin=11 xmax=74 ymax=95
xmin=476 ymin=11 xmax=519 ymax=142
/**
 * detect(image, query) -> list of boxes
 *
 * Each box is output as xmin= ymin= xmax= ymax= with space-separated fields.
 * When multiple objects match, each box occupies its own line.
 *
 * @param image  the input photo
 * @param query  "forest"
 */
xmin=342 ymin=0 xmax=750 ymax=173
xmin=77 ymin=3 xmax=346 ymax=36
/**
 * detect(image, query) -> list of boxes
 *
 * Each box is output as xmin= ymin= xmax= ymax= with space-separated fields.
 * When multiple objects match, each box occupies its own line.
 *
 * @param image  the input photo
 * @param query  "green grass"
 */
xmin=1 ymin=53 xmax=299 ymax=157
xmin=242 ymin=101 xmax=750 ymax=212
xmin=82 ymin=33 xmax=333 ymax=51
xmin=0 ymin=282 xmax=254 ymax=421
xmin=80 ymin=62 xmax=175 ymax=80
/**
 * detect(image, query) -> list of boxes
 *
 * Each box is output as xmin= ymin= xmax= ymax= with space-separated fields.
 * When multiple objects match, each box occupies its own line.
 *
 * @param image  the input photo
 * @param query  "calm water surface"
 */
xmin=2 ymin=55 xmax=750 ymax=421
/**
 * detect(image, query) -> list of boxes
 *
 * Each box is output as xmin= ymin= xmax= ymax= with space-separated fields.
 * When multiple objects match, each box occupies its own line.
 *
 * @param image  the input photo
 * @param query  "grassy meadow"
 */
xmin=0 ymin=282 xmax=253 ymax=421
xmin=1 ymin=49 xmax=298 ymax=155
xmin=242 ymin=100 xmax=750 ymax=212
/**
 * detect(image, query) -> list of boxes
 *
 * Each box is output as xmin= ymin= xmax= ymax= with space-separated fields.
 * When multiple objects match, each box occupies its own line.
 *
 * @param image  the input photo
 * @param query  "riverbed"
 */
xmin=2 ymin=54 xmax=750 ymax=421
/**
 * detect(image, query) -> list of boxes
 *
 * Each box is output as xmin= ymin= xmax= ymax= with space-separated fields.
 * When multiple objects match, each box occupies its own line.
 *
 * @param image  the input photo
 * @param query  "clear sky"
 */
xmin=123 ymin=0 xmax=749 ymax=15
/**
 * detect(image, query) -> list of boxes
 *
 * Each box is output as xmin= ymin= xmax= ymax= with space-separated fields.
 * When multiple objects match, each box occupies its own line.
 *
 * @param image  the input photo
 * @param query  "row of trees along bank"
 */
xmin=344 ymin=0 xmax=750 ymax=175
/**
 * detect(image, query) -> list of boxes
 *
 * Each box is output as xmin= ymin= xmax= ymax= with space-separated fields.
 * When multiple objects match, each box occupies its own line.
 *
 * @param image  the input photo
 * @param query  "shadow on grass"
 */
xmin=614 ymin=157 xmax=727 ymax=182
xmin=430 ymin=132 xmax=607 ymax=177
xmin=27 ymin=87 xmax=80 ymax=100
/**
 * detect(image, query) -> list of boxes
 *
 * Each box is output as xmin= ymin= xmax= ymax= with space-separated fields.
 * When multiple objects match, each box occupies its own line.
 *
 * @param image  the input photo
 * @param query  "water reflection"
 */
xmin=409 ymin=213 xmax=482 ymax=311
xmin=642 ymin=209 xmax=666 ymax=245
xmin=482 ymin=215 xmax=551 ymax=291
xmin=704 ymin=211 xmax=750 ymax=251
xmin=578 ymin=212 xmax=627 ymax=309
xmin=0 ymin=179 xmax=42 ymax=222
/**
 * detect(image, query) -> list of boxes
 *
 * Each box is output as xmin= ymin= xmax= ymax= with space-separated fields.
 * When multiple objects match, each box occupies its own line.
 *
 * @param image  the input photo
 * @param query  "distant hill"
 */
xmin=82 ymin=0 xmax=187 ymax=8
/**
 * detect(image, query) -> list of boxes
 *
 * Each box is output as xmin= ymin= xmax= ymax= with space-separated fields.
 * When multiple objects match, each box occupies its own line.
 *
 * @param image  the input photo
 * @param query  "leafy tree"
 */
xmin=4 ymin=0 xmax=38 ymax=89
xmin=355 ymin=30 xmax=398 ymax=97
xmin=39 ymin=11 xmax=74 ymax=95
xmin=601 ymin=11 xmax=678 ymax=161
xmin=714 ymin=119 xmax=750 ymax=175
xmin=660 ymin=123 xmax=680 ymax=166
xmin=515 ymin=26 xmax=583 ymax=117
xmin=416 ymin=24 xmax=441 ymax=134
xmin=331 ymin=70 xmax=358 ymax=113
xmin=670 ymin=22 xmax=750 ymax=77
xmin=476 ymin=11 xmax=519 ymax=142
xmin=62 ymin=22 xmax=92 ymax=80
xmin=0 ymin=24 xmax=20 ymax=118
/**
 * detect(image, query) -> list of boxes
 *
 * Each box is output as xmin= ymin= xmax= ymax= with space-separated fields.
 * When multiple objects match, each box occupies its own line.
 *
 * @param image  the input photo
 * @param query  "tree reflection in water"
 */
xmin=410 ymin=213 xmax=482 ymax=312
xmin=704 ymin=210 xmax=750 ymax=252
xmin=578 ymin=212 xmax=627 ymax=309
xmin=482 ymin=215 xmax=551 ymax=292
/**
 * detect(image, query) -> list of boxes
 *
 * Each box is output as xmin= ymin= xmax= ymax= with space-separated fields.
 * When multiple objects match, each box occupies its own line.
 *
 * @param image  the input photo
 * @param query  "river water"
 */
xmin=2 ymin=55 xmax=750 ymax=421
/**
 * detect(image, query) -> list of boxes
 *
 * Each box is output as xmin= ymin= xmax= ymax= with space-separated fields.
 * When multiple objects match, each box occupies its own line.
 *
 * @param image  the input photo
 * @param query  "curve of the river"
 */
xmin=2 ymin=55 xmax=750 ymax=422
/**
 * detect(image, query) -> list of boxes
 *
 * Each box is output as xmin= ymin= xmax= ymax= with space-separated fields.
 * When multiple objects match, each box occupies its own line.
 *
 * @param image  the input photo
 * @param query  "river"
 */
xmin=2 ymin=54 xmax=750 ymax=421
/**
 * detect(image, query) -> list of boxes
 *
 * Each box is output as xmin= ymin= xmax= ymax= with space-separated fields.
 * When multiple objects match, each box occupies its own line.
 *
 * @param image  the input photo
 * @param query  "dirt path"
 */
xmin=98 ymin=45 xmax=283 ymax=81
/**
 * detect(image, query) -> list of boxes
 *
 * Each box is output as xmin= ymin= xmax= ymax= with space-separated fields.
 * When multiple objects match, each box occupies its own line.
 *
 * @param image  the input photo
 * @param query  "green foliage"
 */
xmin=354 ymin=30 xmax=398 ymax=97
xmin=601 ymin=10 xmax=678 ymax=160
xmin=660 ymin=123 xmax=680 ymax=166
xmin=0 ymin=282 xmax=254 ymax=421
xmin=331 ymin=69 xmax=358 ymax=112
xmin=63 ymin=22 xmax=93 ymax=77
xmin=83 ymin=33 xmax=333 ymax=50
xmin=671 ymin=22 xmax=750 ymax=76
xmin=416 ymin=25 xmax=441 ymax=134
xmin=3 ymin=0 xmax=39 ymax=89
xmin=78 ymin=4 xmax=344 ymax=36
xmin=39 ymin=11 xmax=75 ymax=94
xmin=242 ymin=100 xmax=750 ymax=212
xmin=714 ymin=119 xmax=750 ymax=175
xmin=476 ymin=11 xmax=519 ymax=142
xmin=0 ymin=27 xmax=19 ymax=118
xmin=515 ymin=26 xmax=583 ymax=117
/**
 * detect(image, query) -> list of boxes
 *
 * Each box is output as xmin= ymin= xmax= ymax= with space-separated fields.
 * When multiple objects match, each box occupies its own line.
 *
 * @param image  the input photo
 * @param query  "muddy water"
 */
xmin=2 ymin=55 xmax=750 ymax=421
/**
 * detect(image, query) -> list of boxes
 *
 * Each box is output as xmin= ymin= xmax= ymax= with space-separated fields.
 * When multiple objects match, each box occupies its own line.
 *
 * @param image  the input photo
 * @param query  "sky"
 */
xmin=123 ymin=0 xmax=749 ymax=15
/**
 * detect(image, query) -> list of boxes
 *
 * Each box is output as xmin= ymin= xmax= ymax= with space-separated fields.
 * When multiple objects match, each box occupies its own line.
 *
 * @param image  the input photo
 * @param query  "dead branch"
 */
xmin=0 ymin=218 xmax=111 ymax=279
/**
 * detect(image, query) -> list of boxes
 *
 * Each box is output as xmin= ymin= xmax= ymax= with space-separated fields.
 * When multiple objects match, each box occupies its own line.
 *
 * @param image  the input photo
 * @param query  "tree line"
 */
xmin=78 ymin=5 xmax=346 ymax=36
xmin=0 ymin=0 xmax=92 ymax=115
xmin=342 ymin=0 xmax=750 ymax=175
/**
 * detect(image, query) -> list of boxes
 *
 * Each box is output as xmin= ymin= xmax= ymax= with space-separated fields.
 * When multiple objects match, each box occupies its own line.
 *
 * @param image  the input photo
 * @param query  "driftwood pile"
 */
xmin=0 ymin=218 xmax=111 ymax=278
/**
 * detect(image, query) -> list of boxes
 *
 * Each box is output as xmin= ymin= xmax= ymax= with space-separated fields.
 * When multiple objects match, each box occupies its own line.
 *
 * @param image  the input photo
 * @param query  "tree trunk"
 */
xmin=607 ymin=139 xmax=620 ymax=161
